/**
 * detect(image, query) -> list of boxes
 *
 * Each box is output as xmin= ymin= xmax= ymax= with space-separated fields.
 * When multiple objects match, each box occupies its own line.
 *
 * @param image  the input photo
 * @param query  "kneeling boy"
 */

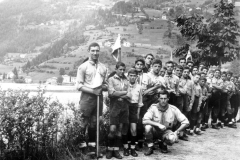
xmin=143 ymin=89 xmax=189 ymax=156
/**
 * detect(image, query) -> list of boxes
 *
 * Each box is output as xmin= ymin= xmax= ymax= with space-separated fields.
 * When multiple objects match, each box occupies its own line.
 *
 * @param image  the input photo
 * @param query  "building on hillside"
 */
xmin=4 ymin=53 xmax=21 ymax=60
xmin=62 ymin=75 xmax=71 ymax=83
xmin=235 ymin=0 xmax=240 ymax=8
xmin=122 ymin=41 xmax=131 ymax=47
xmin=71 ymin=77 xmax=77 ymax=84
xmin=162 ymin=14 xmax=167 ymax=20
xmin=7 ymin=72 xmax=14 ymax=79
xmin=25 ymin=76 xmax=32 ymax=84
xmin=46 ymin=77 xmax=57 ymax=85
xmin=85 ymin=25 xmax=96 ymax=30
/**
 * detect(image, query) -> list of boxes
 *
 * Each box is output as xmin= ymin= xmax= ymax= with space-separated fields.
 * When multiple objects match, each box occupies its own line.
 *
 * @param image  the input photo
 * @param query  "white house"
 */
xmin=46 ymin=77 xmax=57 ymax=85
xmin=0 ymin=75 xmax=3 ymax=81
xmin=62 ymin=75 xmax=71 ymax=83
xmin=71 ymin=77 xmax=77 ymax=83
xmin=162 ymin=14 xmax=167 ymax=20
xmin=85 ymin=25 xmax=96 ymax=30
xmin=25 ymin=76 xmax=32 ymax=84
xmin=122 ymin=41 xmax=131 ymax=47
xmin=7 ymin=72 xmax=14 ymax=79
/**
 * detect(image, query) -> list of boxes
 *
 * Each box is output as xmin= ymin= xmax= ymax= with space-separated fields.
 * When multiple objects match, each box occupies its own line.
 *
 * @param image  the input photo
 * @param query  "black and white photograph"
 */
xmin=0 ymin=0 xmax=240 ymax=159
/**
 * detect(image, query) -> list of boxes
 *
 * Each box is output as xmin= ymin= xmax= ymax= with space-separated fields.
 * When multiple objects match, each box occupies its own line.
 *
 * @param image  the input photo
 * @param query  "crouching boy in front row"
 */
xmin=143 ymin=89 xmax=189 ymax=156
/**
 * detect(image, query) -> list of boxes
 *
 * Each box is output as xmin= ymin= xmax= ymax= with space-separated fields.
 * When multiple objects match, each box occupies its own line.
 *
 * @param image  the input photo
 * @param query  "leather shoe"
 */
xmin=212 ymin=124 xmax=220 ymax=130
xmin=228 ymin=123 xmax=237 ymax=128
xmin=179 ymin=136 xmax=188 ymax=141
xmin=106 ymin=150 xmax=113 ymax=159
xmin=144 ymin=147 xmax=153 ymax=156
xmin=135 ymin=144 xmax=141 ymax=151
xmin=159 ymin=142 xmax=168 ymax=153
xmin=113 ymin=150 xmax=123 ymax=159
xmin=123 ymin=148 xmax=130 ymax=156
xmin=130 ymin=149 xmax=138 ymax=157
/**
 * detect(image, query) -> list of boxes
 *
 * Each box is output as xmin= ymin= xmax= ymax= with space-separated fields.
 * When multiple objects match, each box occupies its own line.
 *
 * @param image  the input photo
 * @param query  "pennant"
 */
xmin=186 ymin=50 xmax=192 ymax=61
xmin=111 ymin=34 xmax=121 ymax=62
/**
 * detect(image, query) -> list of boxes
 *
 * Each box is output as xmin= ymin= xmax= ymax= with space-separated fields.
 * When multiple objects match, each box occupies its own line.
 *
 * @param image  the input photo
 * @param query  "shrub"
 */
xmin=0 ymin=89 xmax=111 ymax=160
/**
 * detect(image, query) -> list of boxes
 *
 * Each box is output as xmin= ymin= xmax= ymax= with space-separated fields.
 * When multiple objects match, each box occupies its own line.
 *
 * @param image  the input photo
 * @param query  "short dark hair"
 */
xmin=175 ymin=65 xmax=183 ymax=70
xmin=116 ymin=62 xmax=126 ymax=69
xmin=179 ymin=58 xmax=186 ymax=62
xmin=194 ymin=73 xmax=201 ymax=77
xmin=202 ymin=67 xmax=208 ymax=71
xmin=135 ymin=59 xmax=145 ymax=65
xmin=199 ymin=77 xmax=207 ymax=82
xmin=166 ymin=61 xmax=174 ymax=66
xmin=159 ymin=89 xmax=169 ymax=98
xmin=88 ymin=42 xmax=100 ymax=51
xmin=214 ymin=69 xmax=221 ymax=73
xmin=192 ymin=66 xmax=198 ymax=70
xmin=183 ymin=66 xmax=190 ymax=71
xmin=221 ymin=71 xmax=227 ymax=76
xmin=152 ymin=59 xmax=162 ymax=66
xmin=128 ymin=68 xmax=138 ymax=75
xmin=227 ymin=71 xmax=233 ymax=76
xmin=145 ymin=53 xmax=154 ymax=59
xmin=186 ymin=60 xmax=194 ymax=65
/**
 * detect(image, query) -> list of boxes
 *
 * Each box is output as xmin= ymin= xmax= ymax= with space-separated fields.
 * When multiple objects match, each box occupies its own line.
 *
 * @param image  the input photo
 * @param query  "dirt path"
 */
xmin=101 ymin=124 xmax=240 ymax=160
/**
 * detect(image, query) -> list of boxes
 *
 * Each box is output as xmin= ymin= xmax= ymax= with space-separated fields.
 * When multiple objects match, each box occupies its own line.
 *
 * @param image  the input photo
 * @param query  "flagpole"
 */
xmin=118 ymin=48 xmax=121 ymax=62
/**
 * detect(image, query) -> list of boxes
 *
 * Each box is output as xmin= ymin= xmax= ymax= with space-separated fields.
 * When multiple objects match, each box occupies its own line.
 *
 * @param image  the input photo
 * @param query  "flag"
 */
xmin=186 ymin=50 xmax=192 ymax=61
xmin=111 ymin=34 xmax=121 ymax=62
xmin=170 ymin=51 xmax=173 ymax=61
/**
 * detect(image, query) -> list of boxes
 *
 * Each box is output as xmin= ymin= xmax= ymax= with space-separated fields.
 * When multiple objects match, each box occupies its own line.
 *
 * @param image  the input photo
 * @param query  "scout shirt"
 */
xmin=136 ymin=72 xmax=152 ymax=92
xmin=76 ymin=60 xmax=108 ymax=90
xmin=193 ymin=83 xmax=203 ymax=109
xmin=147 ymin=71 xmax=167 ymax=89
xmin=108 ymin=74 xmax=129 ymax=98
xmin=143 ymin=103 xmax=189 ymax=129
xmin=127 ymin=83 xmax=143 ymax=107
xmin=178 ymin=77 xmax=195 ymax=108
xmin=211 ymin=77 xmax=223 ymax=91
xmin=200 ymin=85 xmax=208 ymax=104
xmin=164 ymin=73 xmax=180 ymax=94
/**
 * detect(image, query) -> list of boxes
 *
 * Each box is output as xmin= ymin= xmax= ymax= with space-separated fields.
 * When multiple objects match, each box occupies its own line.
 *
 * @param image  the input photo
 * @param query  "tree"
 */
xmin=57 ymin=76 xmax=63 ymax=85
xmin=59 ymin=68 xmax=65 ymax=75
xmin=12 ymin=67 xmax=18 ymax=79
xmin=168 ymin=8 xmax=175 ymax=18
xmin=175 ymin=0 xmax=240 ymax=66
xmin=229 ymin=59 xmax=240 ymax=75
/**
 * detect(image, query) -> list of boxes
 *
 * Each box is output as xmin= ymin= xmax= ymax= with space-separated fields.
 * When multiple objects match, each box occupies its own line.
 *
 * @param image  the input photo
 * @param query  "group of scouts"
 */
xmin=76 ymin=42 xmax=240 ymax=159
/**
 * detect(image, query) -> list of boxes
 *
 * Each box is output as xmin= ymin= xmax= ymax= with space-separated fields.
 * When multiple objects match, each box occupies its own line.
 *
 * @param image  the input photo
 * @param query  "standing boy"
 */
xmin=189 ymin=74 xmax=202 ymax=135
xmin=107 ymin=62 xmax=130 ymax=159
xmin=76 ymin=42 xmax=108 ymax=157
xmin=123 ymin=68 xmax=143 ymax=157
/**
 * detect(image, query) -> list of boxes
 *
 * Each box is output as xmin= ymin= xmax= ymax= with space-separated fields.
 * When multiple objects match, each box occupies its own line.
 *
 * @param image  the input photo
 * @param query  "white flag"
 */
xmin=111 ymin=34 xmax=121 ymax=62
xmin=186 ymin=50 xmax=192 ymax=61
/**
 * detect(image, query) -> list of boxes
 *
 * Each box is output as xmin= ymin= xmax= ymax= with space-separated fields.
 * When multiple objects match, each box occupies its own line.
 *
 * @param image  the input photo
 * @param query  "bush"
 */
xmin=0 ymin=90 xmax=86 ymax=160
xmin=0 ymin=89 xmax=111 ymax=160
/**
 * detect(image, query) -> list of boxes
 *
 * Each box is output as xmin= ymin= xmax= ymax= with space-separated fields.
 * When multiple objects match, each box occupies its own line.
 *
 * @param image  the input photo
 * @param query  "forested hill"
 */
xmin=0 ymin=0 xmax=95 ymax=60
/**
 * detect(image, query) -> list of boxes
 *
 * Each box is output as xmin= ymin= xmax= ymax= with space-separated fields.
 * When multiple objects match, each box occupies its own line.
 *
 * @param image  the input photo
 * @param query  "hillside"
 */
xmin=0 ymin=0 xmax=239 ymax=82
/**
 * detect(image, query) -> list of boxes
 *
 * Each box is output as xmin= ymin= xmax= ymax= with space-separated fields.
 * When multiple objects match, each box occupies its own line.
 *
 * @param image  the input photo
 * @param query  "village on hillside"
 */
xmin=0 ymin=0 xmax=240 ymax=85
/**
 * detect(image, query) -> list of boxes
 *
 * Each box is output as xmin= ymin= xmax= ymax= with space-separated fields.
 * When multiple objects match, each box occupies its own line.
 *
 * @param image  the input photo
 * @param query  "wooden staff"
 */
xmin=96 ymin=95 xmax=100 ymax=159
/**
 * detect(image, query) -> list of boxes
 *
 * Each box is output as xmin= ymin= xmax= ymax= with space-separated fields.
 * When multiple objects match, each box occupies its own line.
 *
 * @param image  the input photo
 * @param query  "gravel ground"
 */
xmin=99 ymin=123 xmax=240 ymax=160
